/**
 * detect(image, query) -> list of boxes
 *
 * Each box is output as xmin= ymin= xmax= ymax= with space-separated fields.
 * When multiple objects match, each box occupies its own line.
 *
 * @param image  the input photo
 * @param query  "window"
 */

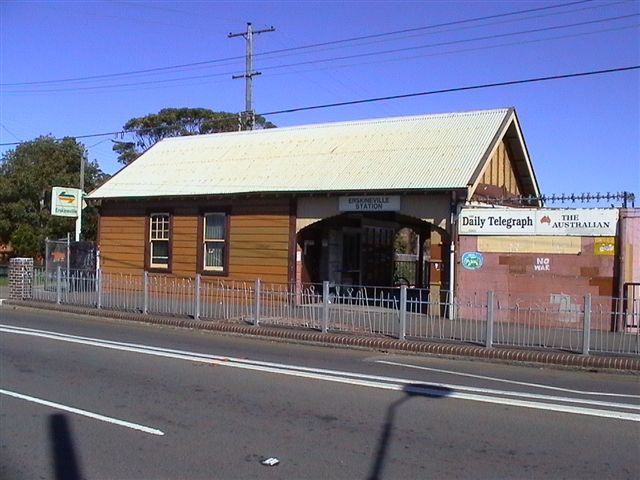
xmin=202 ymin=213 xmax=227 ymax=272
xmin=149 ymin=213 xmax=170 ymax=269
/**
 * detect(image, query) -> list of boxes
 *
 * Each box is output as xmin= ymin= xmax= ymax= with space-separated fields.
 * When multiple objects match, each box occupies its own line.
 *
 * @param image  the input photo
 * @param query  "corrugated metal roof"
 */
xmin=88 ymin=108 xmax=513 ymax=199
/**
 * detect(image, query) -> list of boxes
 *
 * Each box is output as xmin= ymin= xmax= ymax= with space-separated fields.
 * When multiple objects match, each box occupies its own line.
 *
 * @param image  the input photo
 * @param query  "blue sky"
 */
xmin=1 ymin=0 xmax=638 ymax=203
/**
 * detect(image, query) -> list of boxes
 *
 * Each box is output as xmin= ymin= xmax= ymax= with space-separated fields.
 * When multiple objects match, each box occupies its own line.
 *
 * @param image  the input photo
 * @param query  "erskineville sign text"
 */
xmin=459 ymin=208 xmax=618 ymax=236
xmin=339 ymin=196 xmax=401 ymax=212
xmin=50 ymin=187 xmax=81 ymax=218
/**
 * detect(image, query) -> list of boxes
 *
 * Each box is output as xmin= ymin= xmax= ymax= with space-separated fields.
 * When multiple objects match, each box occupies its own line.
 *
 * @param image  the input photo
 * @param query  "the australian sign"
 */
xmin=459 ymin=208 xmax=617 ymax=237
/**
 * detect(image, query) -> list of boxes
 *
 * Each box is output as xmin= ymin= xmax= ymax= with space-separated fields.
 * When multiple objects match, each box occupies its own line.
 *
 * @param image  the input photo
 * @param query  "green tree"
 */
xmin=113 ymin=107 xmax=275 ymax=165
xmin=0 ymin=136 xmax=108 ymax=257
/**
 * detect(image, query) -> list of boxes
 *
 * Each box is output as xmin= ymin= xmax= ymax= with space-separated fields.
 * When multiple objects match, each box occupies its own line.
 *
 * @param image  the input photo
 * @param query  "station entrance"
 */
xmin=297 ymin=212 xmax=447 ymax=289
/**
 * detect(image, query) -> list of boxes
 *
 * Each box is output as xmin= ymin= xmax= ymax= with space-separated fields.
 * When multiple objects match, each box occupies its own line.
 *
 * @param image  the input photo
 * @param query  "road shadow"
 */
xmin=49 ymin=414 xmax=84 ymax=480
xmin=368 ymin=383 xmax=451 ymax=480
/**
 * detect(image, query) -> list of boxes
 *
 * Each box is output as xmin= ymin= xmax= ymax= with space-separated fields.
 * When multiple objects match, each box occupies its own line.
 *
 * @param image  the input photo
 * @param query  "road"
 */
xmin=1 ymin=306 xmax=638 ymax=479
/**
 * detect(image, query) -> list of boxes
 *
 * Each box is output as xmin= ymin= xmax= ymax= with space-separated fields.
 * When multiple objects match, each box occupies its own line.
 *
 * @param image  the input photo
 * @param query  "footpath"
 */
xmin=3 ymin=299 xmax=639 ymax=372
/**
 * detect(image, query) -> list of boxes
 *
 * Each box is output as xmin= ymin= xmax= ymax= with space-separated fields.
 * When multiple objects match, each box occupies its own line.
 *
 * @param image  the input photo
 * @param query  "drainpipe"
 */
xmin=616 ymin=208 xmax=625 ymax=332
xmin=448 ymin=191 xmax=458 ymax=319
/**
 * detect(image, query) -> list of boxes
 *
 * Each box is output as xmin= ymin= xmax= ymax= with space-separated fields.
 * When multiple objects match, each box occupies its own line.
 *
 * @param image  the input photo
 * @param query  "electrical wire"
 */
xmin=256 ymin=14 xmax=640 ymax=74
xmin=3 ymin=22 xmax=636 ymax=98
xmin=263 ymin=23 xmax=640 ymax=80
xmin=248 ymin=0 xmax=630 ymax=65
xmin=4 ymin=13 xmax=636 ymax=94
xmin=1 ymin=64 xmax=637 ymax=146
xmin=0 ymin=0 xmax=597 ymax=87
xmin=260 ymin=65 xmax=640 ymax=116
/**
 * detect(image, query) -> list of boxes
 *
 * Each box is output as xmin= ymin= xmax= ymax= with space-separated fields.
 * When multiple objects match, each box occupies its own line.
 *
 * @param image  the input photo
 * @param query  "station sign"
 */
xmin=51 ymin=187 xmax=81 ymax=217
xmin=339 ymin=195 xmax=401 ymax=212
xmin=459 ymin=208 xmax=618 ymax=237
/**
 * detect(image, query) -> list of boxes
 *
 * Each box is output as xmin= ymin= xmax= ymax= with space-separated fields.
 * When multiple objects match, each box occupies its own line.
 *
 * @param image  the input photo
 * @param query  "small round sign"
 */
xmin=461 ymin=252 xmax=483 ymax=270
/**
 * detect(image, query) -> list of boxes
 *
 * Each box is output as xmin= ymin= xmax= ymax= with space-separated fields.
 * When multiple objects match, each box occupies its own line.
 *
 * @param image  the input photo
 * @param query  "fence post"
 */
xmin=56 ymin=266 xmax=62 ymax=305
xmin=485 ymin=290 xmax=494 ymax=348
xmin=254 ymin=278 xmax=261 ymax=326
xmin=96 ymin=269 xmax=102 ymax=309
xmin=582 ymin=293 xmax=591 ymax=355
xmin=143 ymin=271 xmax=149 ymax=315
xmin=399 ymin=285 xmax=407 ymax=341
xmin=322 ymin=281 xmax=330 ymax=333
xmin=195 ymin=274 xmax=201 ymax=320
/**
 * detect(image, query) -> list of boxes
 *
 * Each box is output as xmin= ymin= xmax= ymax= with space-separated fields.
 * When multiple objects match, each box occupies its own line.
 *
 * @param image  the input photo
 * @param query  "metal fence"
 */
xmin=22 ymin=267 xmax=640 ymax=357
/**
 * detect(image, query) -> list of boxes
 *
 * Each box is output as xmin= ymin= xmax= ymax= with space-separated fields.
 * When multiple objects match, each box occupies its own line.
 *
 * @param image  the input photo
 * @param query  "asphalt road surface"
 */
xmin=1 ymin=306 xmax=639 ymax=479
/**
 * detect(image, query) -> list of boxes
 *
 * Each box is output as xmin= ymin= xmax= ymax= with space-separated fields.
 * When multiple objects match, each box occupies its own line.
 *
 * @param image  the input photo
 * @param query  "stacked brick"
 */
xmin=9 ymin=257 xmax=33 ymax=300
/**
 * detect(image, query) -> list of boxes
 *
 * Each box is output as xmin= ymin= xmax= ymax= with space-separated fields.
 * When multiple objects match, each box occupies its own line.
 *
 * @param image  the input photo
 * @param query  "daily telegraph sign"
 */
xmin=339 ymin=196 xmax=401 ymax=212
xmin=459 ymin=208 xmax=618 ymax=236
xmin=51 ymin=187 xmax=81 ymax=217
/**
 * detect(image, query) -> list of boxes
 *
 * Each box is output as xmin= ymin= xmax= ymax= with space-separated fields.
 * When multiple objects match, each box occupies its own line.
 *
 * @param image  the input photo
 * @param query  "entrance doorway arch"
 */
xmin=297 ymin=212 xmax=448 ymax=289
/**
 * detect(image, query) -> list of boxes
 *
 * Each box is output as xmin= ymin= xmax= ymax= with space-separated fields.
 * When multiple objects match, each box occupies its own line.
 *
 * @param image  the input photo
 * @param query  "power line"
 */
xmin=4 ymin=13 xmax=636 ymax=95
xmin=260 ymin=0 xmax=596 ymax=55
xmin=256 ymin=14 xmax=639 ymax=75
xmin=260 ymin=65 xmax=640 ymax=115
xmin=264 ymin=24 xmax=639 ymax=81
xmin=1 ymin=64 xmax=637 ymax=146
xmin=270 ymin=1 xmax=628 ymax=58
xmin=4 ymin=23 xmax=635 ymax=98
xmin=0 ymin=111 xmax=258 ymax=146
xmin=0 ymin=124 xmax=22 ymax=143
xmin=0 ymin=0 xmax=595 ymax=87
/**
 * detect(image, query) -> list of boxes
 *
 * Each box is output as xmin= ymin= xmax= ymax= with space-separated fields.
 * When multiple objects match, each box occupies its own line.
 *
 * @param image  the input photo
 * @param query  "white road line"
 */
xmin=0 ymin=388 xmax=164 ymax=436
xmin=375 ymin=360 xmax=640 ymax=399
xmin=2 ymin=324 xmax=639 ymax=422
xmin=3 ymin=325 xmax=637 ymax=412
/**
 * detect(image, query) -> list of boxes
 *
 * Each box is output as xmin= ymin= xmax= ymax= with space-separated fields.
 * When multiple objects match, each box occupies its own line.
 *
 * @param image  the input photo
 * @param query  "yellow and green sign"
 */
xmin=51 ymin=187 xmax=81 ymax=217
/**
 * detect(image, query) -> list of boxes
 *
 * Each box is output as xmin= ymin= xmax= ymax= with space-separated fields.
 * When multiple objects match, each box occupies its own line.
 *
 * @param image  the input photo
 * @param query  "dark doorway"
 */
xmin=362 ymin=224 xmax=394 ymax=286
xmin=298 ymin=213 xmax=442 ymax=289
xmin=342 ymin=228 xmax=361 ymax=285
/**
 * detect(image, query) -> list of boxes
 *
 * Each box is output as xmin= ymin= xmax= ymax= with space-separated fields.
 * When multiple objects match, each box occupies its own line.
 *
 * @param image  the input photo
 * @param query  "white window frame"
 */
xmin=202 ymin=212 xmax=226 ymax=272
xmin=149 ymin=212 xmax=170 ymax=269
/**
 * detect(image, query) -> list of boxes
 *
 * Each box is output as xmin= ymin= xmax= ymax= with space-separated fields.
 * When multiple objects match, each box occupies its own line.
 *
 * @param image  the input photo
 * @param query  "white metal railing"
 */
xmin=19 ymin=267 xmax=640 ymax=357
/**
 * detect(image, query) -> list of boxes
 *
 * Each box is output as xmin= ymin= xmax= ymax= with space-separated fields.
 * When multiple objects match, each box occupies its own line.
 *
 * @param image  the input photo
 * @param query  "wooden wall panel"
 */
xmin=99 ymin=214 xmax=145 ymax=273
xmin=228 ymin=211 xmax=290 ymax=283
xmin=97 ymin=198 xmax=292 ymax=283
xmin=480 ymin=141 xmax=522 ymax=196
xmin=172 ymin=215 xmax=198 ymax=277
xmin=232 ymin=216 xmax=290 ymax=227
xmin=231 ymin=247 xmax=289 ymax=259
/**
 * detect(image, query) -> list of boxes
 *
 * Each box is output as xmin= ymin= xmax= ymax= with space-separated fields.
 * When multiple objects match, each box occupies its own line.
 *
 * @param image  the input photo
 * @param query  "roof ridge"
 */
xmin=163 ymin=108 xmax=513 ymax=143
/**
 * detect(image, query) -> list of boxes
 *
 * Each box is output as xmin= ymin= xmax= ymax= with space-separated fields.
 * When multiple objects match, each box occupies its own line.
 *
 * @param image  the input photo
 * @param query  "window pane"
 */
xmin=205 ymin=214 xmax=225 ymax=240
xmin=151 ymin=241 xmax=169 ymax=265
xmin=205 ymin=242 xmax=224 ymax=269
xmin=151 ymin=214 xmax=170 ymax=240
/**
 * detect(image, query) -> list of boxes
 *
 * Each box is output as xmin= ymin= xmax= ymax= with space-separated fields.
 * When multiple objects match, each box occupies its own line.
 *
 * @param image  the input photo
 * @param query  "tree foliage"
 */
xmin=112 ymin=107 xmax=276 ymax=165
xmin=0 ymin=136 xmax=108 ymax=257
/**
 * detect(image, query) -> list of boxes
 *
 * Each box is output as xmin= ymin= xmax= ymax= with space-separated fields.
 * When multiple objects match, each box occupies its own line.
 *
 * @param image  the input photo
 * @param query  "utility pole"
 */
xmin=228 ymin=22 xmax=275 ymax=130
xmin=75 ymin=156 xmax=84 ymax=242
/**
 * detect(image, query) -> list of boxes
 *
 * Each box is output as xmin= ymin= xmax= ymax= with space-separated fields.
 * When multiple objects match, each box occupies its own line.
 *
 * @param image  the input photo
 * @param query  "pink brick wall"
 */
xmin=621 ymin=208 xmax=640 ymax=284
xmin=456 ymin=236 xmax=616 ymax=330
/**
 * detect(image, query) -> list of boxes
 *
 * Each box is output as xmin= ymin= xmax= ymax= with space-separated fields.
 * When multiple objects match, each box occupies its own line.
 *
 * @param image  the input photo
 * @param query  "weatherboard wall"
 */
xmin=472 ymin=139 xmax=523 ymax=199
xmin=98 ymin=198 xmax=292 ymax=284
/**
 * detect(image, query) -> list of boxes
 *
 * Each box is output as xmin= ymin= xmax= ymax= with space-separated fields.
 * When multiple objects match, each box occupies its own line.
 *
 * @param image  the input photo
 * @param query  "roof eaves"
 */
xmin=509 ymin=109 xmax=542 ymax=205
